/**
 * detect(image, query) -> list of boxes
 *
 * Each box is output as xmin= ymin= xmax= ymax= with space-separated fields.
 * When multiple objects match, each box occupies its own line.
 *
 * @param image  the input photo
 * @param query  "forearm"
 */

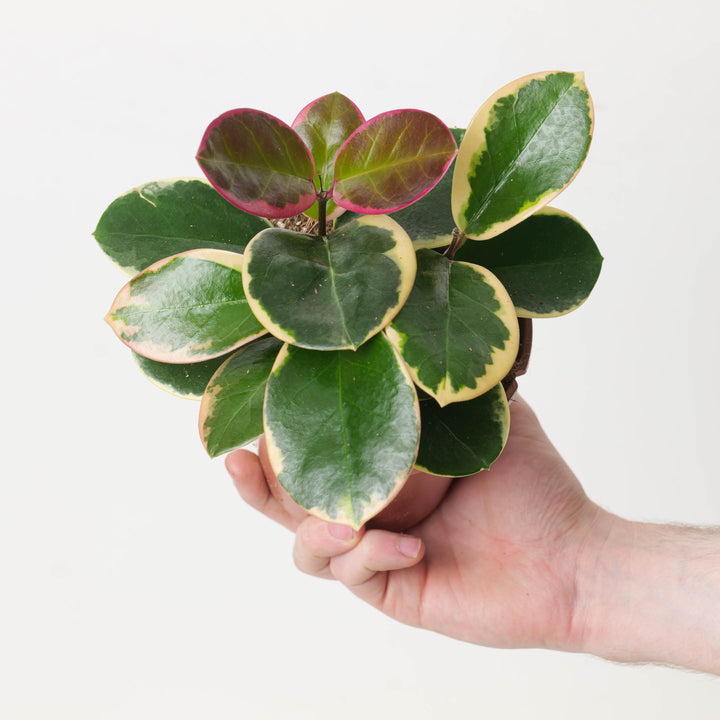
xmin=573 ymin=510 xmax=720 ymax=674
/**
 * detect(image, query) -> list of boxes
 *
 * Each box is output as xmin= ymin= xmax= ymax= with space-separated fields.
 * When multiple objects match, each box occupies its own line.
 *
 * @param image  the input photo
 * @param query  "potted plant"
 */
xmin=95 ymin=70 xmax=602 ymax=531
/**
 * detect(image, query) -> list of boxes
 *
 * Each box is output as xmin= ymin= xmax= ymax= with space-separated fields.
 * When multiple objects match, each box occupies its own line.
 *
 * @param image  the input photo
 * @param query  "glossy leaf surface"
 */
xmin=199 ymin=336 xmax=283 ymax=457
xmin=264 ymin=336 xmax=420 ymax=529
xmin=455 ymin=207 xmax=603 ymax=317
xmin=106 ymin=249 xmax=266 ymax=363
xmin=333 ymin=110 xmax=457 ymax=214
xmin=452 ymin=71 xmax=593 ymax=240
xmin=133 ymin=351 xmax=230 ymax=400
xmin=243 ymin=215 xmax=416 ymax=350
xmin=292 ymin=92 xmax=364 ymax=193
xmin=93 ymin=178 xmax=270 ymax=276
xmin=415 ymin=384 xmax=509 ymax=476
xmin=196 ymin=109 xmax=316 ymax=219
xmin=386 ymin=250 xmax=519 ymax=406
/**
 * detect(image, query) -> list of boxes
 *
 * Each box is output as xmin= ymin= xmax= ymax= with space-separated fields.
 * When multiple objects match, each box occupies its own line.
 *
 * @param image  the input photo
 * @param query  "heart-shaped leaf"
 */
xmin=455 ymin=207 xmax=603 ymax=317
xmin=243 ymin=215 xmax=416 ymax=350
xmin=133 ymin=351 xmax=231 ymax=400
xmin=93 ymin=178 xmax=271 ymax=276
xmin=415 ymin=384 xmax=509 ymax=477
xmin=333 ymin=110 xmax=457 ymax=214
xmin=292 ymin=92 xmax=365 ymax=193
xmin=196 ymin=109 xmax=316 ymax=219
xmin=452 ymin=71 xmax=593 ymax=240
xmin=264 ymin=335 xmax=420 ymax=529
xmin=199 ymin=336 xmax=283 ymax=457
xmin=386 ymin=249 xmax=519 ymax=406
xmin=106 ymin=249 xmax=266 ymax=363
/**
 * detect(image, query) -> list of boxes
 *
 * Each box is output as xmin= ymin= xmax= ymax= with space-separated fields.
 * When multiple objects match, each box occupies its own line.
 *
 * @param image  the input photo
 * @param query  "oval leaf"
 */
xmin=199 ymin=336 xmax=283 ymax=457
xmin=452 ymin=71 xmax=594 ymax=240
xmin=93 ymin=178 xmax=271 ymax=276
xmin=106 ymin=249 xmax=266 ymax=363
xmin=264 ymin=336 xmax=420 ymax=529
xmin=386 ymin=250 xmax=519 ymax=406
xmin=415 ymin=384 xmax=509 ymax=477
xmin=196 ymin=109 xmax=316 ymax=219
xmin=455 ymin=207 xmax=603 ymax=317
xmin=133 ymin=351 xmax=231 ymax=400
xmin=333 ymin=110 xmax=457 ymax=214
xmin=243 ymin=215 xmax=416 ymax=350
xmin=292 ymin=92 xmax=365 ymax=193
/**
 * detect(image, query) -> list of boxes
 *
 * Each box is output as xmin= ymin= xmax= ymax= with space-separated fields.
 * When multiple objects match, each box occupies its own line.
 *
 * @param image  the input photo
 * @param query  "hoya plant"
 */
xmin=96 ymin=71 xmax=602 ymax=529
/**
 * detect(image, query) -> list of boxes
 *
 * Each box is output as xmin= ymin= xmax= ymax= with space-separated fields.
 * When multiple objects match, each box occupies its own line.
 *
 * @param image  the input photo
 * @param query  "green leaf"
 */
xmin=452 ymin=71 xmax=594 ymax=240
xmin=455 ymin=207 xmax=603 ymax=317
xmin=333 ymin=110 xmax=457 ymax=213
xmin=386 ymin=249 xmax=519 ymax=406
xmin=196 ymin=109 xmax=316 ymax=219
xmin=415 ymin=384 xmax=509 ymax=477
xmin=93 ymin=178 xmax=271 ymax=276
xmin=106 ymin=249 xmax=266 ymax=363
xmin=243 ymin=215 xmax=416 ymax=350
xmin=199 ymin=336 xmax=283 ymax=457
xmin=264 ymin=335 xmax=420 ymax=529
xmin=133 ymin=351 xmax=231 ymax=400
xmin=292 ymin=92 xmax=365 ymax=193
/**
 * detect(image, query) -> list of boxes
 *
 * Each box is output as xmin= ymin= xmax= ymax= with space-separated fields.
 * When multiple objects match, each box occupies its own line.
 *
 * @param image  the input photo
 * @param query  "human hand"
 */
xmin=226 ymin=396 xmax=601 ymax=652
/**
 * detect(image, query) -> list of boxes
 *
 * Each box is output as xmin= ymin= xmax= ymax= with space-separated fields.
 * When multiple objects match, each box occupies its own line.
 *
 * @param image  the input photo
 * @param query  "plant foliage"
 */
xmin=96 ymin=73 xmax=602 ymax=528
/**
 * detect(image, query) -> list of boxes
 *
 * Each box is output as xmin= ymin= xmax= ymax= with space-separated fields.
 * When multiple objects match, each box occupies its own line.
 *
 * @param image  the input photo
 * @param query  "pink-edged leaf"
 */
xmin=292 ymin=92 xmax=365 ymax=193
xmin=332 ymin=110 xmax=457 ymax=214
xmin=196 ymin=109 xmax=316 ymax=219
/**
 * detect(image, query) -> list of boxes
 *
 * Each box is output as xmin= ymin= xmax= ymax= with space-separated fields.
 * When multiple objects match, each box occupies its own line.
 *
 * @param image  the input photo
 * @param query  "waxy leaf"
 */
xmin=264 ymin=335 xmax=420 ymax=529
xmin=452 ymin=71 xmax=593 ymax=240
xmin=133 ymin=351 xmax=231 ymax=400
xmin=293 ymin=92 xmax=365 ymax=193
xmin=335 ymin=130 xmax=464 ymax=249
xmin=196 ymin=109 xmax=316 ymax=219
xmin=333 ymin=110 xmax=457 ymax=214
xmin=199 ymin=336 xmax=283 ymax=457
xmin=106 ymin=249 xmax=266 ymax=363
xmin=455 ymin=207 xmax=603 ymax=317
xmin=415 ymin=384 xmax=510 ymax=477
xmin=94 ymin=178 xmax=270 ymax=276
xmin=243 ymin=215 xmax=416 ymax=350
xmin=386 ymin=250 xmax=519 ymax=406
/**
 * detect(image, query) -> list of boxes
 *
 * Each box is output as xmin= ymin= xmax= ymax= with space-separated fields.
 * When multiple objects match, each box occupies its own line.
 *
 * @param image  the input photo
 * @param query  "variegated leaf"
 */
xmin=133 ymin=351 xmax=231 ymax=400
xmin=106 ymin=249 xmax=266 ymax=363
xmin=455 ymin=207 xmax=603 ymax=317
xmin=386 ymin=250 xmax=519 ymax=406
xmin=264 ymin=335 xmax=420 ymax=529
xmin=93 ymin=178 xmax=270 ymax=276
xmin=452 ymin=71 xmax=593 ymax=240
xmin=415 ymin=384 xmax=509 ymax=476
xmin=199 ymin=336 xmax=283 ymax=457
xmin=242 ymin=215 xmax=416 ymax=350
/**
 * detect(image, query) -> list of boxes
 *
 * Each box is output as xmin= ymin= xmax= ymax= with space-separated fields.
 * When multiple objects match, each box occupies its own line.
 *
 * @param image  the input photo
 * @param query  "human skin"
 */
xmin=225 ymin=396 xmax=720 ymax=674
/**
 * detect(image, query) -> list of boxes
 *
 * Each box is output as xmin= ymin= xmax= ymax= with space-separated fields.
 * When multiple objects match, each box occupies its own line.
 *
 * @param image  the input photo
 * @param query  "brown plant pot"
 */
xmin=263 ymin=319 xmax=533 ymax=532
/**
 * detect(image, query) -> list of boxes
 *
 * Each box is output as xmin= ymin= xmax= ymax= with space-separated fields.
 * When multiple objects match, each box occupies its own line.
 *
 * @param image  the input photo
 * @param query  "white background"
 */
xmin=2 ymin=0 xmax=719 ymax=716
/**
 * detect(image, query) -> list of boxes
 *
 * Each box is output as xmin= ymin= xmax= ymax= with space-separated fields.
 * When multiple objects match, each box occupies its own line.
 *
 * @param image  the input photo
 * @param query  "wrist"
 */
xmin=570 ymin=509 xmax=720 ymax=673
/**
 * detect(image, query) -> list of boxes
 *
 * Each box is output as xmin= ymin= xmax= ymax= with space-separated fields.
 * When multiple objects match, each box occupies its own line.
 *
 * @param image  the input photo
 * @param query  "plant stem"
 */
xmin=444 ymin=228 xmax=465 ymax=260
xmin=317 ymin=197 xmax=327 ymax=237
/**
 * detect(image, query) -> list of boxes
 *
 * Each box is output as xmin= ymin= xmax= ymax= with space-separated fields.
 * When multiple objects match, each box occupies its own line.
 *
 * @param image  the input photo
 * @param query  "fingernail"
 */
xmin=328 ymin=523 xmax=354 ymax=541
xmin=396 ymin=535 xmax=421 ymax=558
